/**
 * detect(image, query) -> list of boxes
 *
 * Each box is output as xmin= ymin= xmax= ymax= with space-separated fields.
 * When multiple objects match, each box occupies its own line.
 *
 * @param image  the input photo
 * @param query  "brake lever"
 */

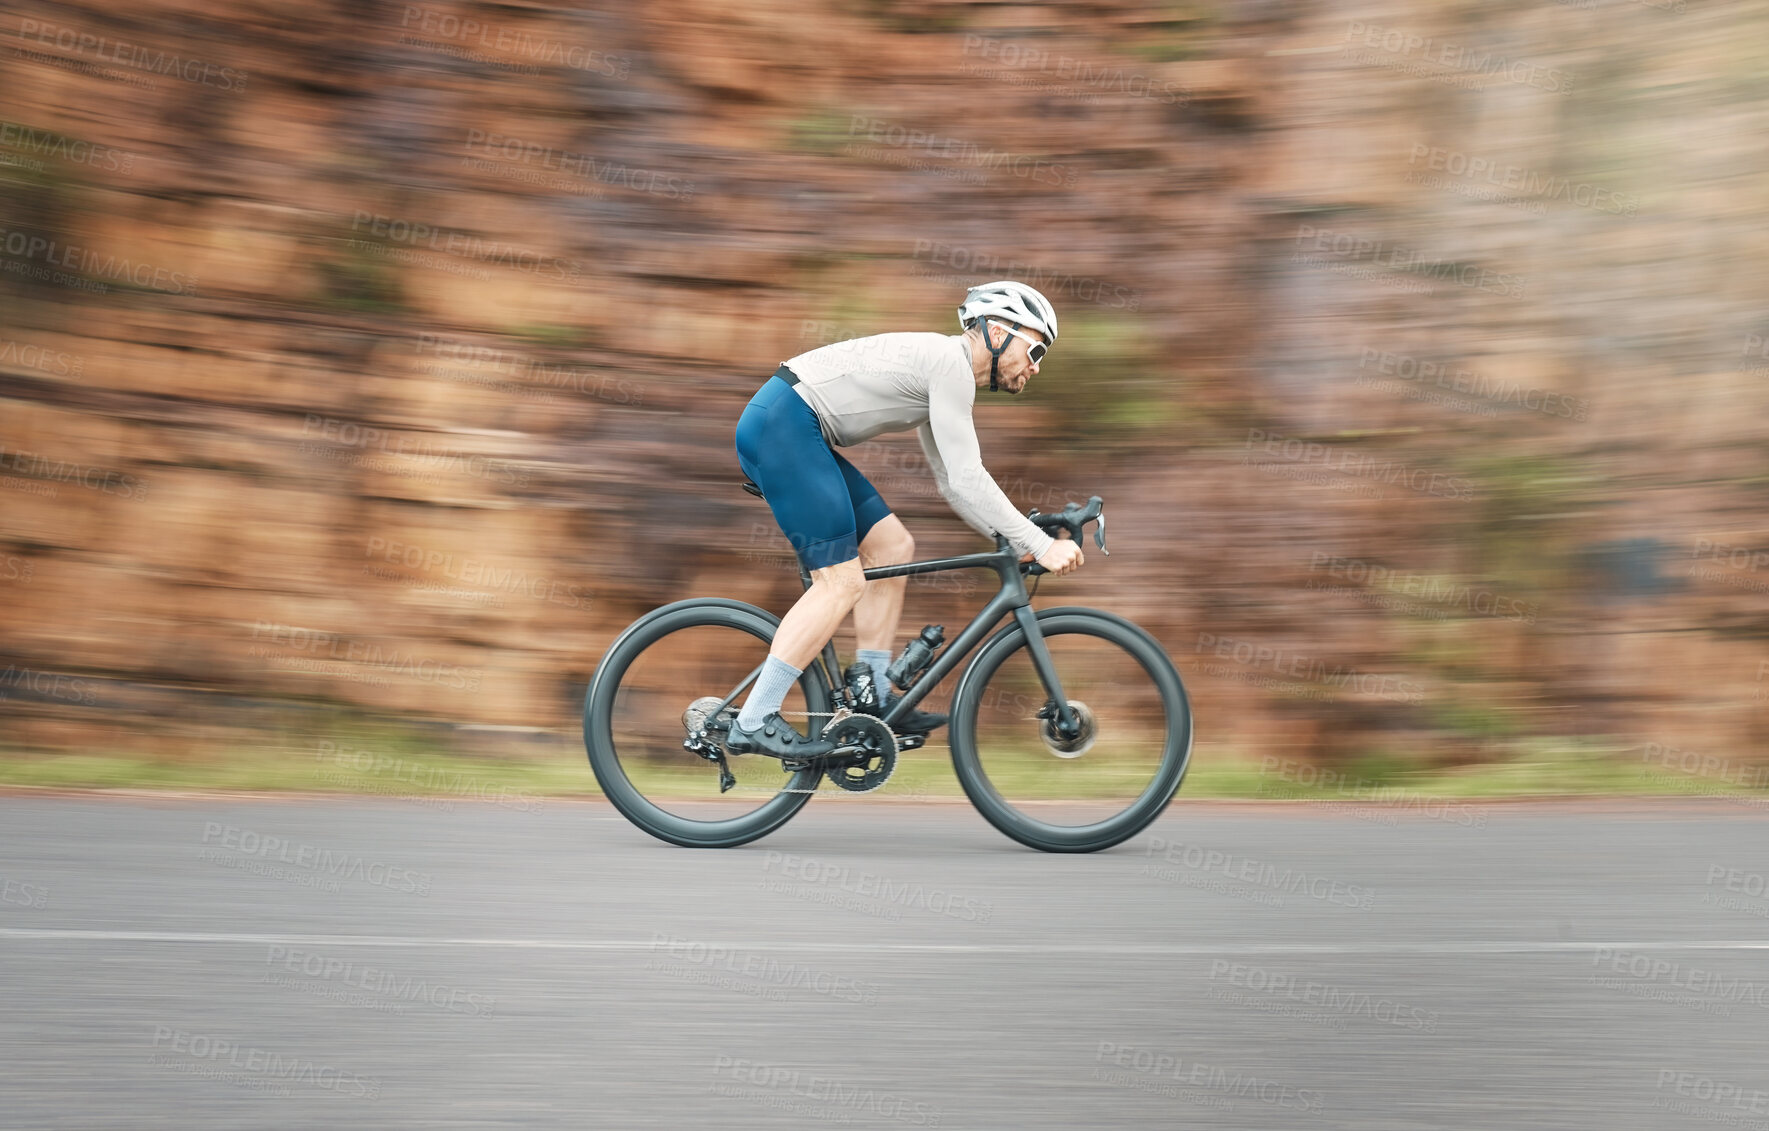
xmin=1094 ymin=509 xmax=1109 ymax=556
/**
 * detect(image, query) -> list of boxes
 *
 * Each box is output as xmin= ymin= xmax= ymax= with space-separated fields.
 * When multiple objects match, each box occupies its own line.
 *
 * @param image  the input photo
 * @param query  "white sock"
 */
xmin=737 ymin=655 xmax=803 ymax=730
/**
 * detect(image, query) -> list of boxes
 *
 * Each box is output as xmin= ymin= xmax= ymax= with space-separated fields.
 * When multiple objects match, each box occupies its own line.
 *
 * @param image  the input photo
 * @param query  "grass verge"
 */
xmin=0 ymin=736 xmax=1764 ymax=808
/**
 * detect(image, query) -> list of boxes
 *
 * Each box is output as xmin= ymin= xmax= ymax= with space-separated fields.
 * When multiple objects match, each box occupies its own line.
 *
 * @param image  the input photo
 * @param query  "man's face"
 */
xmin=993 ymin=323 xmax=1047 ymax=395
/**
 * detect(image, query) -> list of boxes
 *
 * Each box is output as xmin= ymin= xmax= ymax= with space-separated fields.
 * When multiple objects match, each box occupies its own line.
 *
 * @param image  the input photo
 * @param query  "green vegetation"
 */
xmin=3 ymin=737 xmax=1762 ymax=806
xmin=850 ymin=1 xmax=969 ymax=35
xmin=785 ymin=110 xmax=858 ymax=157
xmin=506 ymin=322 xmax=587 ymax=348
xmin=314 ymin=232 xmax=406 ymax=313
xmin=1032 ymin=309 xmax=1198 ymax=447
xmin=1119 ymin=6 xmax=1217 ymax=64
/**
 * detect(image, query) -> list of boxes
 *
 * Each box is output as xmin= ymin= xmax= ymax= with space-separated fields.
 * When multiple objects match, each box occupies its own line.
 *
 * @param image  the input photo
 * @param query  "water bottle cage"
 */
xmin=887 ymin=625 xmax=947 ymax=690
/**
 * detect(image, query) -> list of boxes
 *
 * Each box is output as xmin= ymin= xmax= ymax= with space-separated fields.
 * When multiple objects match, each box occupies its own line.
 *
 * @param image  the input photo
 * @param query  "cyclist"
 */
xmin=727 ymin=280 xmax=1085 ymax=760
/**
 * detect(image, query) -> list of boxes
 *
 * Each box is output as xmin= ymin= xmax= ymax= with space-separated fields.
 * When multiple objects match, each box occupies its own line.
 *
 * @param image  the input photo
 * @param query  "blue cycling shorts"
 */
xmin=735 ymin=371 xmax=891 ymax=572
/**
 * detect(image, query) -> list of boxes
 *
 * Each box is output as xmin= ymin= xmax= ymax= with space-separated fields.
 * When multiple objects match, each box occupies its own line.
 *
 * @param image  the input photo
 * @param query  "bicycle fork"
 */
xmin=1011 ymin=606 xmax=1082 ymax=739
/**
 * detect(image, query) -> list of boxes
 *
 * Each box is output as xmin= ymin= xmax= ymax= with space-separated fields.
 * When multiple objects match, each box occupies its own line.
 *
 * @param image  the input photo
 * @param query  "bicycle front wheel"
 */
xmin=950 ymin=607 xmax=1192 ymax=853
xmin=584 ymin=599 xmax=828 ymax=848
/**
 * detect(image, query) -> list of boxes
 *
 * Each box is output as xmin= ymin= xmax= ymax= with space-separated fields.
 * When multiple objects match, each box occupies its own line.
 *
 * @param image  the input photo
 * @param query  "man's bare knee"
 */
xmin=861 ymin=519 xmax=915 ymax=568
xmin=891 ymin=529 xmax=915 ymax=564
xmin=812 ymin=559 xmax=867 ymax=604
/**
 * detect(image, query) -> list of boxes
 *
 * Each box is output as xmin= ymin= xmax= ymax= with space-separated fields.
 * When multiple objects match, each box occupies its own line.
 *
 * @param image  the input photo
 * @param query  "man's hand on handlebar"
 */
xmin=1020 ymin=530 xmax=1084 ymax=575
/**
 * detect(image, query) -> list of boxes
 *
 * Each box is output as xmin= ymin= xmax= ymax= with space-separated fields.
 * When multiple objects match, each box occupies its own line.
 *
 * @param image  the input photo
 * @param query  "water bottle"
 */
xmin=887 ymin=624 xmax=945 ymax=690
xmin=843 ymin=661 xmax=879 ymax=711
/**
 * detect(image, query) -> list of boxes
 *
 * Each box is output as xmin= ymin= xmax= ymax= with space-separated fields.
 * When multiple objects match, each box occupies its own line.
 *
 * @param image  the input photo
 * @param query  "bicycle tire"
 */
xmin=584 ymin=598 xmax=828 ymax=848
xmin=949 ymin=606 xmax=1192 ymax=853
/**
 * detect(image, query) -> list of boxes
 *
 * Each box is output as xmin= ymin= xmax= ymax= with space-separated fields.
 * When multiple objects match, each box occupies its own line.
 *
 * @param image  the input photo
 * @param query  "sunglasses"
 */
xmin=993 ymin=321 xmax=1049 ymax=364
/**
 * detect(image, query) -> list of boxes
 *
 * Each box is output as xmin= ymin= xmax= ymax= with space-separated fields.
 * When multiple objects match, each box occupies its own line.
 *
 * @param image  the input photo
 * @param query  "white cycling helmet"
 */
xmin=956 ymin=280 xmax=1059 ymax=343
xmin=956 ymin=280 xmax=1057 ymax=392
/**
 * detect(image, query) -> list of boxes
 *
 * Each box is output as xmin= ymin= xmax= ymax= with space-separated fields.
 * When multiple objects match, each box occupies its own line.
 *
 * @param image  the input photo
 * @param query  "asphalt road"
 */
xmin=3 ymin=794 xmax=1768 ymax=1129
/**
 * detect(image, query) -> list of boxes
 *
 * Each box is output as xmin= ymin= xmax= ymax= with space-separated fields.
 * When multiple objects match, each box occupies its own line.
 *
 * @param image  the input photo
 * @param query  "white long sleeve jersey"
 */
xmin=782 ymin=331 xmax=1054 ymax=560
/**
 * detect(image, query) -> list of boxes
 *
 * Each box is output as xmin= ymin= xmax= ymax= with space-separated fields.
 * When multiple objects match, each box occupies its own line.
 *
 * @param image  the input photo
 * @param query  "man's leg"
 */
xmin=770 ymin=557 xmax=867 ymax=670
xmin=729 ymin=558 xmax=864 ymax=748
xmin=830 ymin=451 xmax=903 ymax=690
xmin=849 ymin=515 xmax=946 ymax=735
xmin=853 ymin=515 xmax=914 ymax=655
xmin=731 ymin=374 xmax=867 ymax=751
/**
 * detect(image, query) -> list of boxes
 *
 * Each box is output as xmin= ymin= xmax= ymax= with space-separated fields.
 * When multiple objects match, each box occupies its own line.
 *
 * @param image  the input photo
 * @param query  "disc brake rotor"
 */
xmin=820 ymin=714 xmax=899 ymax=793
xmin=1039 ymin=699 xmax=1097 ymax=758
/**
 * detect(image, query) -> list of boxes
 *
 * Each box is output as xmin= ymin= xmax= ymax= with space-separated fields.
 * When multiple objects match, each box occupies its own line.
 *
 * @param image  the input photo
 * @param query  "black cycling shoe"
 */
xmin=844 ymin=661 xmax=948 ymax=736
xmin=878 ymin=693 xmax=948 ymax=737
xmin=723 ymin=712 xmax=837 ymax=760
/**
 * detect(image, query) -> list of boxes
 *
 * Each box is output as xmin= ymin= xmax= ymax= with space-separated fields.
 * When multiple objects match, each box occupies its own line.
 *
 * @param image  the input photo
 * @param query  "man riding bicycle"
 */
xmin=728 ymin=280 xmax=1086 ymax=761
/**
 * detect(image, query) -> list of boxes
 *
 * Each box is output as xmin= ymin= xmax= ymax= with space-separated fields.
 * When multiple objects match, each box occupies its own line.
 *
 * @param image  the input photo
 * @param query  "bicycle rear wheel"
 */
xmin=584 ymin=599 xmax=828 ymax=848
xmin=950 ymin=607 xmax=1191 ymax=853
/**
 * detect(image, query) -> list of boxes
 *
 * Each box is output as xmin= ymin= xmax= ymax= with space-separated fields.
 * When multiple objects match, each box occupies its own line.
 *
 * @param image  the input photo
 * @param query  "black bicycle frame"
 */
xmin=795 ymin=535 xmax=1078 ymax=734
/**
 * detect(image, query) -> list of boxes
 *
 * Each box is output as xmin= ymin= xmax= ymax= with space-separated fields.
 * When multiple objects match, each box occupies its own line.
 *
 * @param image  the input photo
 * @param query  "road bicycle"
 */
xmin=583 ymin=487 xmax=1192 ymax=852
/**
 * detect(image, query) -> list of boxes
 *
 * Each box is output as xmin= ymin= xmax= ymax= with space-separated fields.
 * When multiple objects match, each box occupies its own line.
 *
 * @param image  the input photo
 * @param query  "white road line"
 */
xmin=2 ymin=928 xmax=1767 ymax=954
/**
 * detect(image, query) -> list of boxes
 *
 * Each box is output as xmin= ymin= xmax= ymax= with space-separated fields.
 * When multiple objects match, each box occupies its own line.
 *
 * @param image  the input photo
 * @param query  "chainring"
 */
xmin=1038 ymin=698 xmax=1097 ymax=758
xmin=820 ymin=714 xmax=899 ymax=793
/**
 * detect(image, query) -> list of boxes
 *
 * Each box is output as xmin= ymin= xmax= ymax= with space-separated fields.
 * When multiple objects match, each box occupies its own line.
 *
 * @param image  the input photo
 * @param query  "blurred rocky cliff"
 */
xmin=2 ymin=0 xmax=1765 ymax=770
